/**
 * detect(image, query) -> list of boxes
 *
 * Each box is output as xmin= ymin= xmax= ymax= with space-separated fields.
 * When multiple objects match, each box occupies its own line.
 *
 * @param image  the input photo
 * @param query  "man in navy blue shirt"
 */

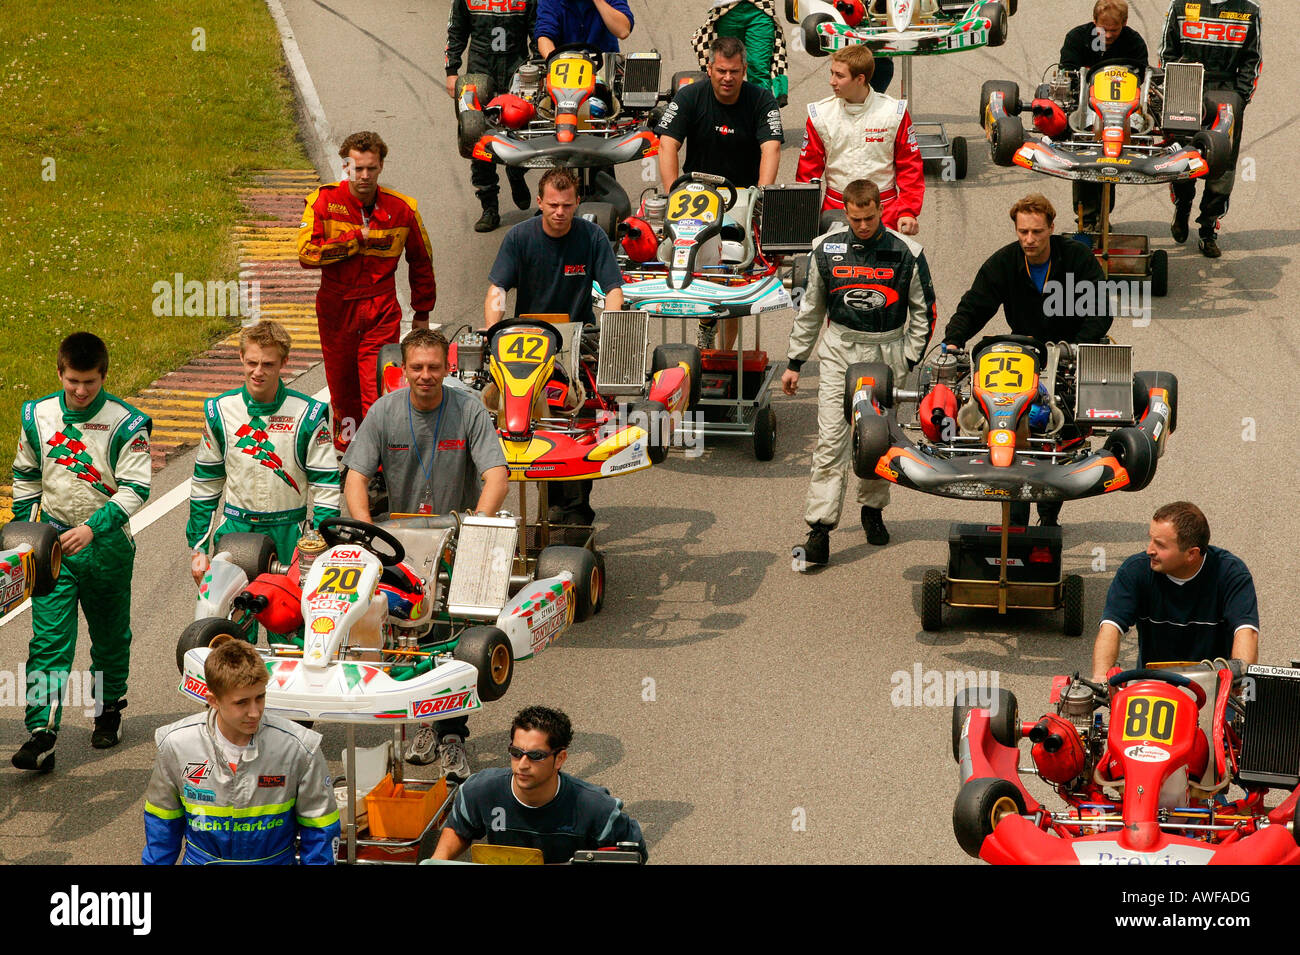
xmin=1091 ymin=501 xmax=1259 ymax=681
xmin=536 ymin=0 xmax=633 ymax=58
xmin=432 ymin=704 xmax=647 ymax=863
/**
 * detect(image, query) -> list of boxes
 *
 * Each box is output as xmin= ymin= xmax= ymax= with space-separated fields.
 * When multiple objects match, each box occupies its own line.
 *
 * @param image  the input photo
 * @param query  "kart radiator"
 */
xmin=1237 ymin=666 xmax=1300 ymax=790
xmin=445 ymin=515 xmax=519 ymax=618
xmin=596 ymin=310 xmax=649 ymax=396
xmin=1161 ymin=62 xmax=1204 ymax=134
xmin=620 ymin=53 xmax=661 ymax=110
xmin=758 ymin=183 xmax=822 ymax=254
xmin=1073 ymin=343 xmax=1134 ymax=427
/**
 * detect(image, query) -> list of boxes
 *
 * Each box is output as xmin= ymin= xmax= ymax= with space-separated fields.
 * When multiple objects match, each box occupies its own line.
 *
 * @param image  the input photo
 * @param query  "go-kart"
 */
xmin=788 ymin=0 xmax=1013 ymax=57
xmin=0 ymin=521 xmax=61 ymax=620
xmin=176 ymin=514 xmax=602 ymax=724
xmin=953 ymin=662 xmax=1300 ymax=864
xmin=457 ymin=44 xmax=664 ymax=225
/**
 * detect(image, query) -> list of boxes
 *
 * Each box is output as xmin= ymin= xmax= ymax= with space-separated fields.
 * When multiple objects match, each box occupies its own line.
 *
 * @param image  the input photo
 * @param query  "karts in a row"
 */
xmin=789 ymin=0 xmax=1016 ymax=57
xmin=0 ymin=521 xmax=61 ymax=621
xmin=954 ymin=662 xmax=1300 ymax=864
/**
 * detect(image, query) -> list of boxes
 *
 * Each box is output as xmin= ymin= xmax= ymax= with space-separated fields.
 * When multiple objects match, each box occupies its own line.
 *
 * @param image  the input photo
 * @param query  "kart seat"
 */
xmin=720 ymin=186 xmax=759 ymax=267
xmin=483 ymin=318 xmax=587 ymax=419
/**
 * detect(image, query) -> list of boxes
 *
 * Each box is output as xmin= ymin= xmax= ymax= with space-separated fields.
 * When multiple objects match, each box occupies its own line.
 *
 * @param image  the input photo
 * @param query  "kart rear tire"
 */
xmin=627 ymin=398 xmax=670 ymax=465
xmin=990 ymin=114 xmax=1025 ymax=167
xmin=1062 ymin=574 xmax=1084 ymax=636
xmin=377 ymin=342 xmax=404 ymax=397
xmin=215 ymin=533 xmax=277 ymax=582
xmin=785 ymin=0 xmax=799 ymax=25
xmin=651 ymin=343 xmax=703 ymax=408
xmin=852 ymin=412 xmax=891 ymax=479
xmin=669 ymin=70 xmax=702 ymax=100
xmin=753 ymin=401 xmax=777 ymax=461
xmin=0 ymin=521 xmax=61 ymax=597
xmin=922 ymin=568 xmax=944 ymax=634
xmin=842 ymin=361 xmax=894 ymax=423
xmin=979 ymin=80 xmax=1021 ymax=121
xmin=453 ymin=625 xmax=513 ymax=702
xmin=592 ymin=549 xmax=606 ymax=616
xmin=177 ymin=617 xmax=245 ymax=673
xmin=1105 ymin=426 xmax=1156 ymax=492
xmin=981 ymin=1 xmax=1008 ymax=47
xmin=537 ymin=545 xmax=600 ymax=622
xmin=1149 ymin=248 xmax=1168 ymax=298
xmin=951 ymin=686 xmax=1019 ymax=761
xmin=577 ymin=201 xmax=618 ymax=242
xmin=801 ymin=13 xmax=834 ymax=57
xmin=1133 ymin=371 xmax=1178 ymax=433
xmin=1191 ymin=128 xmax=1233 ymax=182
xmin=1008 ymin=0 xmax=1017 ymax=14
xmin=948 ymin=135 xmax=968 ymax=181
xmin=953 ymin=777 xmax=1025 ymax=859
xmin=790 ymin=252 xmax=810 ymax=292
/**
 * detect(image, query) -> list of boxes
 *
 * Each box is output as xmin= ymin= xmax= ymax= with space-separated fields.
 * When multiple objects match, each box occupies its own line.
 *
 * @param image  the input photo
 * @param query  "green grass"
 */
xmin=0 ymin=1 xmax=311 ymax=472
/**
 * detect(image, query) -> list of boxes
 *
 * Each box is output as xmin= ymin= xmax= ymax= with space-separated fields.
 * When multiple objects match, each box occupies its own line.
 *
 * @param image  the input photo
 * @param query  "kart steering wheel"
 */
xmin=1108 ymin=668 xmax=1207 ymax=708
xmin=669 ymin=173 xmax=739 ymax=212
xmin=318 ymin=517 xmax=406 ymax=567
xmin=544 ymin=43 xmax=605 ymax=69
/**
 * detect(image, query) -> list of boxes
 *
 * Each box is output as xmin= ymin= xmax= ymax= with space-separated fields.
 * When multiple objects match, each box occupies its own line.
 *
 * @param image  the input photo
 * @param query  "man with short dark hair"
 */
xmin=1091 ymin=502 xmax=1259 ymax=681
xmin=11 ymin=333 xmax=153 ymax=770
xmin=299 ymin=131 xmax=437 ymax=451
xmin=432 ymin=704 xmax=647 ymax=863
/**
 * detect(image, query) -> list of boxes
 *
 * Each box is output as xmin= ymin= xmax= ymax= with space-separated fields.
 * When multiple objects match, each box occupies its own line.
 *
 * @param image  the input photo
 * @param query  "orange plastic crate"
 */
xmin=364 ymin=774 xmax=447 ymax=840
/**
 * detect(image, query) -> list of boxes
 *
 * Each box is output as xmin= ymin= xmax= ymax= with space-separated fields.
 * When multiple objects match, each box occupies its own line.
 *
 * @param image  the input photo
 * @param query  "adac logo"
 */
xmin=328 ymin=202 xmax=350 ymax=215
xmin=234 ymin=417 xmax=300 ymax=492
xmin=46 ymin=427 xmax=112 ymax=495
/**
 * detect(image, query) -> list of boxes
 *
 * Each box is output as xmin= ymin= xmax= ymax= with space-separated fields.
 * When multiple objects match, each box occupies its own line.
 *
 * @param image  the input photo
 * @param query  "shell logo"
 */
xmin=311 ymin=617 xmax=336 ymax=634
xmin=992 ymin=431 xmax=1011 ymax=445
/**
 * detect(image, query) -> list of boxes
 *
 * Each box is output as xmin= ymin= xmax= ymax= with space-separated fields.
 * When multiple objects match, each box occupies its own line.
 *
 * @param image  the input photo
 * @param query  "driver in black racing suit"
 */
xmin=444 ymin=0 xmax=538 ymax=233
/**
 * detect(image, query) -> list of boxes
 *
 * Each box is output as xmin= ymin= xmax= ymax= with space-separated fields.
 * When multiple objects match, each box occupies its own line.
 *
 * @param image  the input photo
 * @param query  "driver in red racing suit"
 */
xmin=298 ymin=131 xmax=437 ymax=452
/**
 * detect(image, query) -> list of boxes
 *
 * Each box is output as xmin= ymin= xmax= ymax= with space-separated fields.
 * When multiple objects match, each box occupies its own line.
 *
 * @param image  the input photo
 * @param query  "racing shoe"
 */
xmin=509 ymin=175 xmax=532 ymax=211
xmin=439 ymin=734 xmax=471 ymax=783
xmin=1198 ymin=232 xmax=1221 ymax=258
xmin=696 ymin=320 xmax=716 ymax=350
xmin=1170 ymin=206 xmax=1190 ymax=244
xmin=91 ymin=699 xmax=126 ymax=749
xmin=475 ymin=206 xmax=501 ymax=233
xmin=861 ymin=506 xmax=890 ymax=546
xmin=795 ymin=524 xmax=831 ymax=569
xmin=12 ymin=730 xmax=56 ymax=772
xmin=405 ymin=722 xmax=439 ymax=765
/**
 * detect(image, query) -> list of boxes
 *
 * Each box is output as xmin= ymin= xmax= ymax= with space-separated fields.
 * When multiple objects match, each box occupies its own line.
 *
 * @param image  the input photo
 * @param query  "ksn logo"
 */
xmin=331 ymin=549 xmax=362 ymax=560
xmin=411 ymin=691 xmax=472 ymax=718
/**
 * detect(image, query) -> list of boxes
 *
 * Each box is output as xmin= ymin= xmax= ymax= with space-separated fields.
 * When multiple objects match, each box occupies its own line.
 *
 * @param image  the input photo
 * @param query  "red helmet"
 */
xmin=834 ymin=0 xmax=867 ymax=27
xmin=620 ymin=217 xmax=659 ymax=262
xmin=487 ymin=94 xmax=536 ymax=130
xmin=919 ymin=383 xmax=958 ymax=442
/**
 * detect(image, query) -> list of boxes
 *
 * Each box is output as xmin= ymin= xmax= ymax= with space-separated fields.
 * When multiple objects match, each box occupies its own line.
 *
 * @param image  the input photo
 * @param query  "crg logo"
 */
xmin=831 ymin=266 xmax=895 ymax=279
xmin=1181 ymin=20 xmax=1249 ymax=43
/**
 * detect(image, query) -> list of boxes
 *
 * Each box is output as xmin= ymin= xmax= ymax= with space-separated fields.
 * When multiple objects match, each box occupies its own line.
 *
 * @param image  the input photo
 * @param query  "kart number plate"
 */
xmin=316 ymin=566 xmax=361 ymax=595
xmin=1092 ymin=69 xmax=1138 ymax=105
xmin=975 ymin=352 xmax=1035 ymax=394
xmin=495 ymin=332 xmax=551 ymax=365
xmin=667 ymin=185 xmax=720 ymax=225
xmin=548 ymin=58 xmax=593 ymax=92
xmin=1119 ymin=694 xmax=1178 ymax=744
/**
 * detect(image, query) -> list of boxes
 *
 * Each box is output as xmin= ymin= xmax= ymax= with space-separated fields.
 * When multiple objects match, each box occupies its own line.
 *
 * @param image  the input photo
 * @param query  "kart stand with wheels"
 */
xmin=921 ymin=502 xmax=1084 ymax=635
xmin=896 ymin=56 xmax=967 ymax=181
xmin=1070 ymin=181 xmax=1168 ymax=297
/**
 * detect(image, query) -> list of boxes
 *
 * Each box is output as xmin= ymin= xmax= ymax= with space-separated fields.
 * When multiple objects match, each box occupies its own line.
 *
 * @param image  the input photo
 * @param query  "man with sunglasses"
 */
xmin=432 ymin=705 xmax=647 ymax=863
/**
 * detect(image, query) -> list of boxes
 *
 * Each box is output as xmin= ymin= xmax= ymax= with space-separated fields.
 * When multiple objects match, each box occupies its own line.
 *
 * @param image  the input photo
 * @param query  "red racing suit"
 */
xmin=298 ymin=182 xmax=437 ymax=451
xmin=795 ymin=91 xmax=925 ymax=227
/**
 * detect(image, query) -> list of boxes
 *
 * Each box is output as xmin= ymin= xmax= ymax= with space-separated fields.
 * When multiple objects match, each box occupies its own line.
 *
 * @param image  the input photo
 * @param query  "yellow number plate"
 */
xmin=496 ymin=332 xmax=550 ymax=364
xmin=976 ymin=352 xmax=1034 ymax=394
xmin=1092 ymin=69 xmax=1139 ymax=103
xmin=548 ymin=57 xmax=593 ymax=90
xmin=667 ymin=187 xmax=721 ymax=224
xmin=1120 ymin=694 xmax=1179 ymax=743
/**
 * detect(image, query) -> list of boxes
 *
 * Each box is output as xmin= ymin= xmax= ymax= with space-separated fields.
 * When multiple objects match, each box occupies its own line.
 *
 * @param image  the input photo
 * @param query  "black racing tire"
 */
xmin=801 ymin=13 xmax=834 ymax=57
xmin=651 ymin=343 xmax=703 ymax=409
xmin=377 ymin=342 xmax=404 ymax=397
xmin=177 ymin=617 xmax=245 ymax=674
xmin=953 ymin=777 xmax=1026 ymax=859
xmin=0 ymin=521 xmax=61 ymax=597
xmin=753 ymin=401 xmax=776 ymax=462
xmin=537 ymin=545 xmax=600 ymax=622
xmin=785 ymin=0 xmax=799 ymax=25
xmin=1191 ymin=128 xmax=1233 ymax=182
xmin=979 ymin=80 xmax=1021 ymax=121
xmin=214 ymin=533 xmax=277 ymax=581
xmin=577 ymin=201 xmax=618 ymax=242
xmin=790 ymin=252 xmax=810 ymax=292
xmin=457 ymin=109 xmax=487 ymax=161
xmin=668 ymin=70 xmax=702 ymax=100
xmin=627 ymin=398 xmax=671 ymax=465
xmin=1133 ymin=371 xmax=1178 ymax=434
xmin=951 ymin=687 xmax=1019 ymax=761
xmin=1149 ymin=248 xmax=1168 ymax=298
xmin=922 ymin=568 xmax=945 ymax=634
xmin=949 ymin=135 xmax=968 ymax=181
xmin=1105 ymin=426 xmax=1156 ymax=492
xmin=453 ymin=625 xmax=513 ymax=702
xmin=1008 ymin=0 xmax=1017 ymax=15
xmin=842 ymin=361 xmax=894 ymax=423
xmin=1063 ymin=574 xmax=1085 ymax=637
xmin=591 ymin=549 xmax=606 ymax=616
xmin=982 ymin=1 xmax=1008 ymax=47
xmin=852 ymin=412 xmax=891 ymax=479
xmin=991 ymin=114 xmax=1025 ymax=167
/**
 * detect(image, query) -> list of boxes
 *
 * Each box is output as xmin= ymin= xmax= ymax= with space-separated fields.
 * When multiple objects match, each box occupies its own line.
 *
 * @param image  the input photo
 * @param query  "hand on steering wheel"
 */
xmin=318 ymin=517 xmax=407 ymax=567
xmin=1108 ymin=668 xmax=1208 ymax=708
xmin=669 ymin=173 xmax=739 ymax=212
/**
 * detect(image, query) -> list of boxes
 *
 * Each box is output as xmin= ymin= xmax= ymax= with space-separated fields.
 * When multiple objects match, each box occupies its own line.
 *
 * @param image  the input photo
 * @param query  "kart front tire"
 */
xmin=852 ymin=412 xmax=890 ymax=479
xmin=922 ymin=568 xmax=944 ymax=634
xmin=982 ymin=1 xmax=1008 ymax=47
xmin=626 ymin=398 xmax=671 ymax=466
xmin=1105 ymin=426 xmax=1156 ymax=492
xmin=0 ymin=521 xmax=61 ymax=597
xmin=951 ymin=686 xmax=1018 ymax=761
xmin=537 ymin=545 xmax=600 ymax=622
xmin=1133 ymin=371 xmax=1178 ymax=434
xmin=454 ymin=625 xmax=513 ymax=702
xmin=991 ymin=114 xmax=1025 ymax=167
xmin=377 ymin=343 xmax=405 ymax=398
xmin=1149 ymin=248 xmax=1168 ymax=297
xmin=785 ymin=0 xmax=799 ymax=25
xmin=949 ymin=135 xmax=968 ymax=181
xmin=177 ymin=617 xmax=245 ymax=673
xmin=953 ymin=777 xmax=1025 ymax=859
xmin=651 ymin=343 xmax=703 ymax=408
xmin=753 ymin=401 xmax=776 ymax=461
xmin=216 ymin=533 xmax=277 ymax=582
xmin=979 ymin=80 xmax=1021 ymax=121
xmin=1062 ymin=574 xmax=1084 ymax=637
xmin=801 ymin=13 xmax=834 ymax=57
xmin=842 ymin=361 xmax=894 ymax=423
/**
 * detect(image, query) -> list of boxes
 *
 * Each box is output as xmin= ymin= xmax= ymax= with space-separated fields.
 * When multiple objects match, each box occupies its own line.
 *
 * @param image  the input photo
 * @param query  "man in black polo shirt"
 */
xmin=656 ymin=34 xmax=783 ymax=351
xmin=432 ymin=705 xmax=647 ymax=864
xmin=1091 ymin=501 xmax=1259 ymax=681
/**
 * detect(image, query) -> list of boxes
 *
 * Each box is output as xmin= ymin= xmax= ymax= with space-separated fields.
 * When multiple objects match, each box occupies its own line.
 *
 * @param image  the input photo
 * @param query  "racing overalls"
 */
xmin=11 ymin=389 xmax=152 ymax=732
xmin=444 ymin=0 xmax=536 ymax=206
xmin=796 ymin=91 xmax=925 ymax=228
xmin=692 ymin=1 xmax=790 ymax=102
xmin=788 ymin=225 xmax=937 ymax=526
xmin=298 ymin=182 xmax=437 ymax=451
xmin=1160 ymin=0 xmax=1262 ymax=234
xmin=186 ymin=383 xmax=341 ymax=562
xmin=142 ymin=710 xmax=340 ymax=865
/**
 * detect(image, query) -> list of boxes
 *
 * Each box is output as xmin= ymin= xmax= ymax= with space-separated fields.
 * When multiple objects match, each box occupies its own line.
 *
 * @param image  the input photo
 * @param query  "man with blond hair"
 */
xmin=187 ymin=320 xmax=340 ymax=578
xmin=298 ymin=131 xmax=437 ymax=451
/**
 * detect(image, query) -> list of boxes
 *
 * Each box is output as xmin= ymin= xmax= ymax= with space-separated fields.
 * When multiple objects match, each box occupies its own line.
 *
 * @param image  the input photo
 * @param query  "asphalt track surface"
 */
xmin=3 ymin=1 xmax=1296 ymax=866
